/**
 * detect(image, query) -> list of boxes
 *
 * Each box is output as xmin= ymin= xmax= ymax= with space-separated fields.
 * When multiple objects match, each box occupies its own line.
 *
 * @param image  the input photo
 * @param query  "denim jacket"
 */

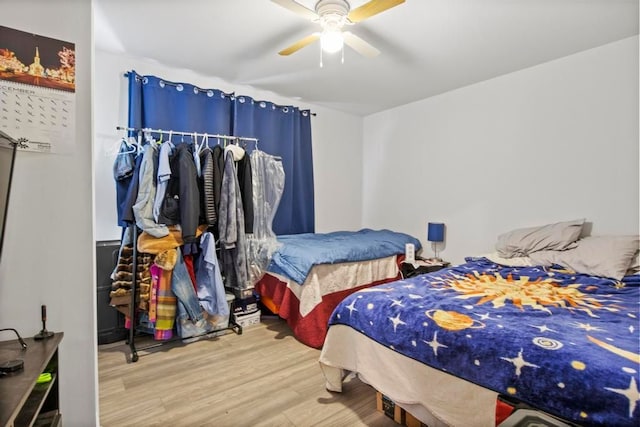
xmin=133 ymin=143 xmax=169 ymax=238
xmin=195 ymin=232 xmax=229 ymax=317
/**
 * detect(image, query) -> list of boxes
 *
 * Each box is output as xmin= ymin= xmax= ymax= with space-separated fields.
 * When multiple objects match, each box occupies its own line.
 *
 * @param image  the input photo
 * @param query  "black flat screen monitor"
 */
xmin=0 ymin=142 xmax=17 ymax=263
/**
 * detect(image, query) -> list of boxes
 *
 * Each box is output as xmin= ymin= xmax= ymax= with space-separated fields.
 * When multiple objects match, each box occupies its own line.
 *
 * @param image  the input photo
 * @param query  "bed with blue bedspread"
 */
xmin=320 ymin=258 xmax=640 ymax=426
xmin=255 ymin=229 xmax=421 ymax=348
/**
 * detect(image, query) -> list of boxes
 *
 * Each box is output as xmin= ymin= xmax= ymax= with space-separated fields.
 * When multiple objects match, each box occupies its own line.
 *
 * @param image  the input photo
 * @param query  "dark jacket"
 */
xmin=158 ymin=143 xmax=200 ymax=243
xmin=236 ymin=153 xmax=253 ymax=234
xmin=199 ymin=147 xmax=217 ymax=226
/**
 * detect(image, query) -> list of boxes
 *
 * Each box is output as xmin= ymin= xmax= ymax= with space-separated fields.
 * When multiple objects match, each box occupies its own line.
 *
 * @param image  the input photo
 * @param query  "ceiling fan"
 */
xmin=272 ymin=0 xmax=405 ymax=59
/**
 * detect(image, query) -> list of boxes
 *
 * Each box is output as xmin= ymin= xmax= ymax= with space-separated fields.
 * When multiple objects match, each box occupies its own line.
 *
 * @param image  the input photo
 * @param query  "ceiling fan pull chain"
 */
xmin=320 ymin=46 xmax=324 ymax=68
xmin=341 ymin=44 xmax=344 ymax=64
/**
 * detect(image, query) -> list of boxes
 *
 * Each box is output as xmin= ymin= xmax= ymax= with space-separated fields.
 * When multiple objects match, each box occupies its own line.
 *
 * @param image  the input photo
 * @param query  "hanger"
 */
xmin=192 ymin=132 xmax=199 ymax=154
xmin=143 ymin=129 xmax=155 ymax=146
xmin=199 ymin=133 xmax=208 ymax=153
xmin=109 ymin=127 xmax=132 ymax=156
xmin=114 ymin=136 xmax=136 ymax=156
xmin=136 ymin=131 xmax=143 ymax=155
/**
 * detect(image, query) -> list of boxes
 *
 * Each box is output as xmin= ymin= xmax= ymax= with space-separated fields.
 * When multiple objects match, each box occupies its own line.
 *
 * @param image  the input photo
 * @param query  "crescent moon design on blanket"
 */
xmin=587 ymin=335 xmax=640 ymax=364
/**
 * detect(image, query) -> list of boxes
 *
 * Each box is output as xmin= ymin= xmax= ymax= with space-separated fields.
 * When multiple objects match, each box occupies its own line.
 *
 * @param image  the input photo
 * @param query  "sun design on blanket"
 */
xmin=440 ymin=272 xmax=610 ymax=316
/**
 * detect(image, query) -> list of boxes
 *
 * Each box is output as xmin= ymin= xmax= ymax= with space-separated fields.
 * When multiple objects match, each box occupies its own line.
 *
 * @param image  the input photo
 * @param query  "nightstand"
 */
xmin=401 ymin=259 xmax=450 ymax=278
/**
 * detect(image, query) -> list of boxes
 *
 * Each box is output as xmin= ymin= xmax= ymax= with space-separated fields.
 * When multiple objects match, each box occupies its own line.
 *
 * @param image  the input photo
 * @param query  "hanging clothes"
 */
xmin=133 ymin=143 xmax=169 ymax=238
xmin=237 ymin=151 xmax=254 ymax=234
xmin=212 ymin=144 xmax=224 ymax=215
xmin=158 ymin=143 xmax=200 ymax=244
xmin=172 ymin=248 xmax=220 ymax=338
xmin=113 ymin=138 xmax=137 ymax=228
xmin=154 ymin=263 xmax=176 ymax=341
xmin=153 ymin=139 xmax=175 ymax=223
xmin=219 ymin=148 xmax=250 ymax=289
xmin=251 ymin=150 xmax=285 ymax=239
xmin=195 ymin=232 xmax=229 ymax=322
xmin=199 ymin=147 xmax=217 ymax=226
xmin=246 ymin=150 xmax=285 ymax=284
xmin=111 ymin=123 xmax=293 ymax=347
xmin=120 ymin=153 xmax=144 ymax=225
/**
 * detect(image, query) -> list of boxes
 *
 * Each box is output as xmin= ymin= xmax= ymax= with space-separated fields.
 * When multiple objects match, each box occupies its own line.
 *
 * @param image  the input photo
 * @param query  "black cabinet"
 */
xmin=96 ymin=240 xmax=127 ymax=344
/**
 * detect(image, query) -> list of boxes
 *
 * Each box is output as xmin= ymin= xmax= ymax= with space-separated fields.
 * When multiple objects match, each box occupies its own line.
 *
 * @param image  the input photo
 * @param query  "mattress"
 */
xmin=321 ymin=258 xmax=640 ymax=426
xmin=255 ymin=255 xmax=402 ymax=348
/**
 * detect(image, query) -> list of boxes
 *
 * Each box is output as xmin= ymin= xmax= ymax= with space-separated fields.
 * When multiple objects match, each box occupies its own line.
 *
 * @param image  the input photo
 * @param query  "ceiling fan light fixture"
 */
xmin=321 ymin=29 xmax=344 ymax=53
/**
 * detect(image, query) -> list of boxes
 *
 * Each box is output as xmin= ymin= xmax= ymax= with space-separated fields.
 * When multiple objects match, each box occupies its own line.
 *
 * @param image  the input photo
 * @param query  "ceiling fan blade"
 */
xmin=347 ymin=0 xmax=405 ymax=23
xmin=271 ymin=0 xmax=319 ymax=21
xmin=278 ymin=33 xmax=321 ymax=55
xmin=342 ymin=32 xmax=380 ymax=58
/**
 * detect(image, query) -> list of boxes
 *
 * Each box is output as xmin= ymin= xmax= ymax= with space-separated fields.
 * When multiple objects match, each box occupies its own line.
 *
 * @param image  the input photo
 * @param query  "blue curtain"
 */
xmin=127 ymin=71 xmax=314 ymax=234
xmin=128 ymin=74 xmax=232 ymax=135
xmin=233 ymin=96 xmax=314 ymax=235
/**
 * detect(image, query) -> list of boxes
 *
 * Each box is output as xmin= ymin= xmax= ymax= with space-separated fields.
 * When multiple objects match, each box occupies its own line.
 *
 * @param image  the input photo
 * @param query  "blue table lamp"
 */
xmin=427 ymin=222 xmax=445 ymax=261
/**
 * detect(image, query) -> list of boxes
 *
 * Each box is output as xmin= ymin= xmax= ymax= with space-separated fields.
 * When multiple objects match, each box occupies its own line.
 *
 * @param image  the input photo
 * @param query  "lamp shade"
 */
xmin=427 ymin=222 xmax=445 ymax=242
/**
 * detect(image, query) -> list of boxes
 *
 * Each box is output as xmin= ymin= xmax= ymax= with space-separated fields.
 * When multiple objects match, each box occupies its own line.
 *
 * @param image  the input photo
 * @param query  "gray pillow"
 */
xmin=626 ymin=250 xmax=640 ymax=276
xmin=529 ymin=235 xmax=640 ymax=280
xmin=496 ymin=219 xmax=585 ymax=258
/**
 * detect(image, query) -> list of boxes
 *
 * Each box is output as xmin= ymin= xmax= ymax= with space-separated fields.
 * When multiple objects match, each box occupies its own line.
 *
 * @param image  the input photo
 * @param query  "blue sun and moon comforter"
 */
xmin=329 ymin=258 xmax=640 ymax=426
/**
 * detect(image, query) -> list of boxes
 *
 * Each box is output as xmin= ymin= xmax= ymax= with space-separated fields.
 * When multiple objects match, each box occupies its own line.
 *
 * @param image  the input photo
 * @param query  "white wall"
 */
xmin=0 ymin=1 xmax=97 ymax=426
xmin=362 ymin=36 xmax=639 ymax=265
xmin=94 ymin=50 xmax=363 ymax=241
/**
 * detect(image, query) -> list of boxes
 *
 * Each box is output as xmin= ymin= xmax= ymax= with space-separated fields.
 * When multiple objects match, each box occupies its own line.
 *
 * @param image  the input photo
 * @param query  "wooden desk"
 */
xmin=0 ymin=333 xmax=62 ymax=427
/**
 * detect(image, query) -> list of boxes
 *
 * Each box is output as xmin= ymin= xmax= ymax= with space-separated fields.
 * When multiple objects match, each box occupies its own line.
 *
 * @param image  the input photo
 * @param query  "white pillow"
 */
xmin=483 ymin=252 xmax=534 ymax=267
xmin=529 ymin=235 xmax=639 ymax=280
xmin=496 ymin=219 xmax=585 ymax=258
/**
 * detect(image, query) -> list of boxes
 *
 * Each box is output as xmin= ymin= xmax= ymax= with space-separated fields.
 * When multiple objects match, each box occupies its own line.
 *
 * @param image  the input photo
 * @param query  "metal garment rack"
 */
xmin=117 ymin=125 xmax=249 ymax=362
xmin=116 ymin=126 xmax=259 ymax=149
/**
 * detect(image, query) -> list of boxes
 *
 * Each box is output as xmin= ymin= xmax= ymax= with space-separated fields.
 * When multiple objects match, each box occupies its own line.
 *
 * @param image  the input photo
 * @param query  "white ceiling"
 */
xmin=94 ymin=0 xmax=639 ymax=116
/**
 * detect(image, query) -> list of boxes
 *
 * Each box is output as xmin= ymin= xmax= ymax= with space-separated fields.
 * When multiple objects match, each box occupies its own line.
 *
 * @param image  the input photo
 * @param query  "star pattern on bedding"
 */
xmin=345 ymin=299 xmax=358 ymax=317
xmin=501 ymin=348 xmax=540 ymax=377
xmin=423 ymin=331 xmax=447 ymax=356
xmin=389 ymin=313 xmax=406 ymax=332
xmin=475 ymin=312 xmax=493 ymax=321
xmin=328 ymin=258 xmax=640 ymax=426
xmin=605 ymin=376 xmax=640 ymax=418
xmin=530 ymin=324 xmax=557 ymax=333
xmin=573 ymin=322 xmax=605 ymax=332
xmin=389 ymin=298 xmax=404 ymax=307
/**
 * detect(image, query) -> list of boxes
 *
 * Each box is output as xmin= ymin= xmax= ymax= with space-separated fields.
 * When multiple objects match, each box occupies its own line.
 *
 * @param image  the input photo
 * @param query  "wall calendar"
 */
xmin=0 ymin=25 xmax=75 ymax=153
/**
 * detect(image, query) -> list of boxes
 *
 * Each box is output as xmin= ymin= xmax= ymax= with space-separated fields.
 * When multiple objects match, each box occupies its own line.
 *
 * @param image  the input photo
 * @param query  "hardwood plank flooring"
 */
xmin=98 ymin=316 xmax=399 ymax=427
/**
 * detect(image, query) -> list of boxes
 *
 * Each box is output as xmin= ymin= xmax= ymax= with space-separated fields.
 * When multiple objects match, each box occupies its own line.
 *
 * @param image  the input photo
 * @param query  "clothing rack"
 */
xmin=116 ymin=126 xmax=259 ymax=149
xmin=126 ymin=224 xmax=243 ymax=363
xmin=118 ymin=125 xmax=246 ymax=362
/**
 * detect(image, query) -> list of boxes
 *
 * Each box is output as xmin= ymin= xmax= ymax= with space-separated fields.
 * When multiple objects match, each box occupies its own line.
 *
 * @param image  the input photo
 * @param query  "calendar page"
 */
xmin=0 ymin=25 xmax=75 ymax=153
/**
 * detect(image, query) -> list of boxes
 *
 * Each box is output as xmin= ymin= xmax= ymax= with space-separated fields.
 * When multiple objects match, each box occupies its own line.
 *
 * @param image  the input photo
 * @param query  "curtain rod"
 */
xmin=123 ymin=72 xmax=317 ymax=117
xmin=116 ymin=126 xmax=259 ymax=143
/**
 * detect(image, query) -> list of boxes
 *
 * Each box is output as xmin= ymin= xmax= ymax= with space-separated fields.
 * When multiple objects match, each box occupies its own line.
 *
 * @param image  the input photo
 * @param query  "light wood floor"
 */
xmin=98 ymin=316 xmax=399 ymax=427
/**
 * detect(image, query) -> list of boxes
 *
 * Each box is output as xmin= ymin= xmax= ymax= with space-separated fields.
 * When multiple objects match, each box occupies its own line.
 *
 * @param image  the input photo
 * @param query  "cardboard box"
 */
xmin=376 ymin=392 xmax=403 ymax=424
xmin=375 ymin=392 xmax=427 ymax=427
xmin=405 ymin=411 xmax=427 ymax=427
